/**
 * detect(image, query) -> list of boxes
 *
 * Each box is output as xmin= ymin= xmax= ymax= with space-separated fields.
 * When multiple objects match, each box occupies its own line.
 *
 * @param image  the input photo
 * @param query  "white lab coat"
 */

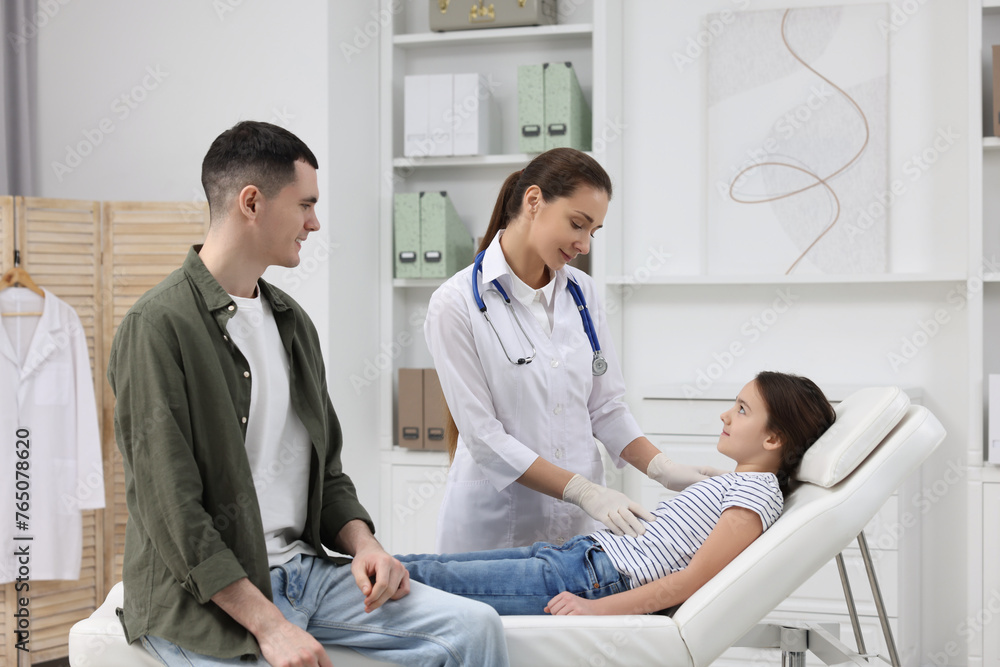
xmin=0 ymin=287 xmax=104 ymax=583
xmin=425 ymin=234 xmax=643 ymax=552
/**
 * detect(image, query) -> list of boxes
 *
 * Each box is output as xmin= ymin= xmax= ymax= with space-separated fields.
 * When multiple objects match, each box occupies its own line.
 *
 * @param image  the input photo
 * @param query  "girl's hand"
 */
xmin=545 ymin=591 xmax=601 ymax=615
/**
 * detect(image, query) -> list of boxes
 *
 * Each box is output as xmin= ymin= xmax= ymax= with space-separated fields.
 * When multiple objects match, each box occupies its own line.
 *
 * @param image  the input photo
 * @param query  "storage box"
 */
xmin=990 ymin=374 xmax=1000 ymax=463
xmin=544 ymin=61 xmax=591 ymax=151
xmin=452 ymin=73 xmax=499 ymax=156
xmin=420 ymin=191 xmax=473 ymax=278
xmin=393 ymin=193 xmax=422 ymax=278
xmin=423 ymin=368 xmax=448 ymax=451
xmin=429 ymin=0 xmax=556 ymax=32
xmin=518 ymin=64 xmax=545 ymax=153
xmin=404 ymin=75 xmax=430 ymax=157
xmin=426 ymin=74 xmax=454 ymax=156
xmin=398 ymin=368 xmax=425 ymax=449
xmin=993 ymin=46 xmax=1000 ymax=137
xmin=404 ymin=74 xmax=454 ymax=157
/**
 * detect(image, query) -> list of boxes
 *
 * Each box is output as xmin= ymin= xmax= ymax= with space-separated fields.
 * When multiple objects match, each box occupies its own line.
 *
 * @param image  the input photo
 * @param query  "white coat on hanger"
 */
xmin=0 ymin=287 xmax=104 ymax=583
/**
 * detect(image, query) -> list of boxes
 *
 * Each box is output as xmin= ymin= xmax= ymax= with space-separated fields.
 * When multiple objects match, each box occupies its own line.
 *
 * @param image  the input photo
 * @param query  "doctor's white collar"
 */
xmin=481 ymin=230 xmax=563 ymax=305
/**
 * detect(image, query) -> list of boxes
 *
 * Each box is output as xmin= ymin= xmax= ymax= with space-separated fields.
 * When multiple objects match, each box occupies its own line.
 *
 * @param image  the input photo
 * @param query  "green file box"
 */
xmin=393 ymin=192 xmax=422 ymax=278
xmin=518 ymin=64 xmax=545 ymax=154
xmin=544 ymin=62 xmax=592 ymax=151
xmin=420 ymin=191 xmax=472 ymax=279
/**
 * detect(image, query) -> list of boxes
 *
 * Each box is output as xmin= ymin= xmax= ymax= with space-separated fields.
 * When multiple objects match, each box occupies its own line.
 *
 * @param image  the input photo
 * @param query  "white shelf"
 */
xmin=393 ymin=278 xmax=446 ymax=288
xmin=985 ymin=137 xmax=1000 ymax=149
xmin=603 ymin=272 xmax=967 ymax=286
xmin=985 ymin=0 xmax=1000 ymax=16
xmin=392 ymin=153 xmax=539 ymax=169
xmin=393 ymin=23 xmax=593 ymax=48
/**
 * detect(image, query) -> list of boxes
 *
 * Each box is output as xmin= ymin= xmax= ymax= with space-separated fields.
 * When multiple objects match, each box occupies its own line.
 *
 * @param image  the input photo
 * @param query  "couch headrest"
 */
xmin=796 ymin=386 xmax=910 ymax=488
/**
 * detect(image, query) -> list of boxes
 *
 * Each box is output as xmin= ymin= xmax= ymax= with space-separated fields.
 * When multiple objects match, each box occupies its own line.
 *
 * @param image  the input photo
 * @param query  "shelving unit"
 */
xmin=974 ymin=2 xmax=1000 ymax=665
xmin=373 ymin=4 xmax=976 ymax=663
xmin=376 ymin=1 xmax=622 ymax=554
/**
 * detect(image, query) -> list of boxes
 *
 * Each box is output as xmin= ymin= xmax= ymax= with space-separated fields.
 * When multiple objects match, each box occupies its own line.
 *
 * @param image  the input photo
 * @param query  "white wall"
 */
xmin=34 ymin=1 xmax=383 ymax=513
xmin=621 ymin=1 xmax=968 ymax=663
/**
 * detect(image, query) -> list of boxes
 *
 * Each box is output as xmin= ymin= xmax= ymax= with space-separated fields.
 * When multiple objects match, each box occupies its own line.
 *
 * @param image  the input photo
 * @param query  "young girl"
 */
xmin=397 ymin=371 xmax=835 ymax=616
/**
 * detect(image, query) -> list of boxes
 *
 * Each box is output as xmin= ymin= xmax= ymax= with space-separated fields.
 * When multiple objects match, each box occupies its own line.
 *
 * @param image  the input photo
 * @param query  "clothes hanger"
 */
xmin=0 ymin=250 xmax=44 ymax=317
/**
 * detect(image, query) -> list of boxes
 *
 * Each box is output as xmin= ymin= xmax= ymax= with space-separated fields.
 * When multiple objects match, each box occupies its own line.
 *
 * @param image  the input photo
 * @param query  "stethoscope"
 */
xmin=472 ymin=250 xmax=608 ymax=376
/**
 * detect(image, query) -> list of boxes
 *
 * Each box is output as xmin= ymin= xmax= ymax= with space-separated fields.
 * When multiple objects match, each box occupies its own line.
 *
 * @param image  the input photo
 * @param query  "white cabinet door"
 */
xmin=985 ymin=483 xmax=1000 ymax=667
xmin=386 ymin=464 xmax=450 ymax=556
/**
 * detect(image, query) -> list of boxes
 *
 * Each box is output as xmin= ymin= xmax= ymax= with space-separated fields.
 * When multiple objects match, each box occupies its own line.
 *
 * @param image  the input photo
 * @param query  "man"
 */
xmin=108 ymin=121 xmax=508 ymax=667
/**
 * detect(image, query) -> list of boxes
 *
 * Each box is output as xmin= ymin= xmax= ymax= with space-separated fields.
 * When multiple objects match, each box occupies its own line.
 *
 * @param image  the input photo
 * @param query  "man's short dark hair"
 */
xmin=201 ymin=121 xmax=319 ymax=221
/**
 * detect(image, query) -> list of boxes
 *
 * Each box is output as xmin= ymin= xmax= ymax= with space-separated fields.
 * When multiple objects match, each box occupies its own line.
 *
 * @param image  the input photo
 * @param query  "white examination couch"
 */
xmin=69 ymin=386 xmax=944 ymax=666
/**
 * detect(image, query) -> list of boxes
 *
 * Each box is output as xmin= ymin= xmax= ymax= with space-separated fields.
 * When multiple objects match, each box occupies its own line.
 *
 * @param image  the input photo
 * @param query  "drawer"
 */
xmin=641 ymin=398 xmax=732 ymax=436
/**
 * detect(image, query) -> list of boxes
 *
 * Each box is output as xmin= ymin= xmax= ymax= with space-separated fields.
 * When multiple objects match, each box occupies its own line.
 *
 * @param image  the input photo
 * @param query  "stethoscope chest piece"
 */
xmin=592 ymin=354 xmax=608 ymax=376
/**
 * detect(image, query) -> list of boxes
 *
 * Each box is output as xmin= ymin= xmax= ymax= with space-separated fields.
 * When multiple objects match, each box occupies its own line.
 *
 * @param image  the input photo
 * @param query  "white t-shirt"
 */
xmin=592 ymin=472 xmax=783 ymax=588
xmin=227 ymin=291 xmax=316 ymax=568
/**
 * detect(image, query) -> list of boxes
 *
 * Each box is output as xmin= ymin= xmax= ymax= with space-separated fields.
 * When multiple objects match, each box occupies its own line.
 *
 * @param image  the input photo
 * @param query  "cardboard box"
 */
xmin=423 ymin=368 xmax=448 ymax=451
xmin=398 ymin=368 xmax=424 ymax=449
xmin=993 ymin=46 xmax=1000 ymax=137
xmin=393 ymin=192 xmax=422 ymax=278
xmin=544 ymin=62 xmax=591 ymax=151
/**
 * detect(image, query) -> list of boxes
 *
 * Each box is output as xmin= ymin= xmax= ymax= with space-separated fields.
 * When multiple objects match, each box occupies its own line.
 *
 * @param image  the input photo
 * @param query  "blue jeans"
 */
xmin=140 ymin=554 xmax=508 ymax=666
xmin=397 ymin=535 xmax=629 ymax=615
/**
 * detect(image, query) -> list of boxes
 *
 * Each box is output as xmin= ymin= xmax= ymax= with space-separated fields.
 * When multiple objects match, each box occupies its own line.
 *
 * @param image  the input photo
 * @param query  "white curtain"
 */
xmin=0 ymin=0 xmax=37 ymax=196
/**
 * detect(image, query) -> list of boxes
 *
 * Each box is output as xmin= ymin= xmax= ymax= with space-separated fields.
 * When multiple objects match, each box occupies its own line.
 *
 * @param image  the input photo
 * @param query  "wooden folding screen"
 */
xmin=0 ymin=197 xmax=208 ymax=665
xmin=8 ymin=198 xmax=103 ymax=665
xmin=100 ymin=201 xmax=209 ymax=586
xmin=0 ymin=196 xmax=18 ymax=665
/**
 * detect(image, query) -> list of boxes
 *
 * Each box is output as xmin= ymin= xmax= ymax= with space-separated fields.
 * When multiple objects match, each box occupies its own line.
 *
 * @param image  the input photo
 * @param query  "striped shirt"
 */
xmin=591 ymin=472 xmax=783 ymax=588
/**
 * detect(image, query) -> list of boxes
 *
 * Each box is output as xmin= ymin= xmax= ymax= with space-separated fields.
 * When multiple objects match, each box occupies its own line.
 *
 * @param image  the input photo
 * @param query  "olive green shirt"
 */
xmin=107 ymin=246 xmax=373 ymax=659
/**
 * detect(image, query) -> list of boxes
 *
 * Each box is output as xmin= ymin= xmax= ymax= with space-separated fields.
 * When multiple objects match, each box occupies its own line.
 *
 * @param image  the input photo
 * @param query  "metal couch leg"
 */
xmin=857 ymin=531 xmax=901 ymax=667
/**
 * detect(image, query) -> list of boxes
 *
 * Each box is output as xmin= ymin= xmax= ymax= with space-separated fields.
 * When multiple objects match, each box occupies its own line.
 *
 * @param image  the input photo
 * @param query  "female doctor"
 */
xmin=425 ymin=148 xmax=717 ymax=553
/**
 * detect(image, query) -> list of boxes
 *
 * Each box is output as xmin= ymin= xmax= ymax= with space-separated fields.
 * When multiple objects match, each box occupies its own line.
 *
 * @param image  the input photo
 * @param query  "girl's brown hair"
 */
xmin=753 ymin=371 xmax=836 ymax=496
xmin=445 ymin=148 xmax=614 ymax=460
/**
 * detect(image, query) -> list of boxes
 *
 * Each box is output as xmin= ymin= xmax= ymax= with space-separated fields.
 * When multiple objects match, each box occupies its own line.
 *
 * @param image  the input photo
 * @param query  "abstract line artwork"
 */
xmin=706 ymin=4 xmax=888 ymax=275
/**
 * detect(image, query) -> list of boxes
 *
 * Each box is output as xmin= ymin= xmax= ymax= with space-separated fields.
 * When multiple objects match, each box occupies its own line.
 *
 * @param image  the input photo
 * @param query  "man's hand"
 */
xmin=545 ymin=591 xmax=602 ymax=616
xmin=211 ymin=578 xmax=332 ymax=667
xmin=351 ymin=545 xmax=411 ymax=613
xmin=256 ymin=619 xmax=333 ymax=667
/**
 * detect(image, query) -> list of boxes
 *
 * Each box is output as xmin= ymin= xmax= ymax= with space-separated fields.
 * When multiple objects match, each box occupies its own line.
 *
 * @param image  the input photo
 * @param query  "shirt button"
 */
xmin=241 ymin=417 xmax=247 ymax=424
xmin=228 ymin=305 xmax=235 ymax=311
xmin=551 ymin=359 xmax=560 ymax=368
xmin=223 ymin=335 xmax=228 ymax=341
xmin=554 ymin=404 xmax=562 ymax=415
xmin=555 ymin=449 xmax=563 ymax=459
xmin=243 ymin=371 xmax=250 ymax=378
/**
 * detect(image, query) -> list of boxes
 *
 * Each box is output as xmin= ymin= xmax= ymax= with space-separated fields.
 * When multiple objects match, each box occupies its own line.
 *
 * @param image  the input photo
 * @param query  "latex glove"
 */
xmin=562 ymin=474 xmax=654 ymax=537
xmin=646 ymin=453 xmax=729 ymax=492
